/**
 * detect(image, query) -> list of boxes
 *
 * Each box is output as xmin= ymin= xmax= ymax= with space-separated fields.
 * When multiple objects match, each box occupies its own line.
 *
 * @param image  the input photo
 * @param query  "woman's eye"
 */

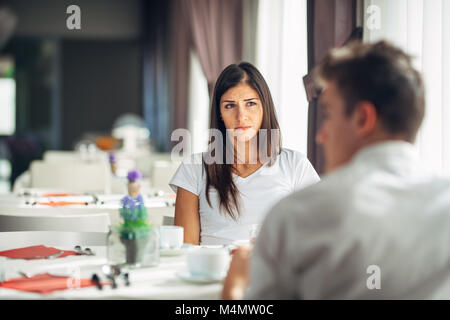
xmin=247 ymin=101 xmax=256 ymax=107
xmin=224 ymin=104 xmax=234 ymax=109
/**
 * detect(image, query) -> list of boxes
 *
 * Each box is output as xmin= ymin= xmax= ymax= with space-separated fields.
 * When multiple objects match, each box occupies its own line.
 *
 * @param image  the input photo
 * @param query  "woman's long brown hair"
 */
xmin=203 ymin=62 xmax=282 ymax=220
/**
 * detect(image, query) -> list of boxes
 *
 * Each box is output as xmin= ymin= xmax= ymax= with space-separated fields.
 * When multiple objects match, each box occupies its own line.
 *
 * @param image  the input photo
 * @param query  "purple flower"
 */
xmin=127 ymin=169 xmax=142 ymax=182
xmin=136 ymin=194 xmax=145 ymax=207
xmin=121 ymin=195 xmax=136 ymax=210
xmin=109 ymin=153 xmax=116 ymax=163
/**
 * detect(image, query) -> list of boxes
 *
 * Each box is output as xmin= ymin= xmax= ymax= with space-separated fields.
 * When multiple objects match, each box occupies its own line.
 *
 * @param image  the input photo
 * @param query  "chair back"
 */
xmin=43 ymin=150 xmax=108 ymax=163
xmin=146 ymin=206 xmax=175 ymax=226
xmin=0 ymin=231 xmax=108 ymax=247
xmin=135 ymin=152 xmax=172 ymax=177
xmin=150 ymin=160 xmax=181 ymax=192
xmin=29 ymin=160 xmax=111 ymax=193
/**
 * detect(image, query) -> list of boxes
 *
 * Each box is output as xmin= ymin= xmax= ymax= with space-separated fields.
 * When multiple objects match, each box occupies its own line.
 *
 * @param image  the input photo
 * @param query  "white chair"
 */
xmin=135 ymin=152 xmax=173 ymax=177
xmin=43 ymin=150 xmax=108 ymax=163
xmin=146 ymin=206 xmax=175 ymax=226
xmin=12 ymin=171 xmax=31 ymax=194
xmin=0 ymin=231 xmax=108 ymax=247
xmin=0 ymin=213 xmax=111 ymax=233
xmin=150 ymin=160 xmax=181 ymax=192
xmin=29 ymin=160 xmax=111 ymax=193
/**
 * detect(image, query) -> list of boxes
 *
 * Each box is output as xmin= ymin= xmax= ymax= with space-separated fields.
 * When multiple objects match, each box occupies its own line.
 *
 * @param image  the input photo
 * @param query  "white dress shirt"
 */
xmin=245 ymin=141 xmax=450 ymax=299
xmin=169 ymin=149 xmax=320 ymax=245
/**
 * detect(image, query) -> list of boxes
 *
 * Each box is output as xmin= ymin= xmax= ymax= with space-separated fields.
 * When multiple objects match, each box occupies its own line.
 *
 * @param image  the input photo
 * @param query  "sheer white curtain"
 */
xmin=363 ymin=0 xmax=450 ymax=176
xmin=255 ymin=0 xmax=309 ymax=154
xmin=187 ymin=50 xmax=210 ymax=154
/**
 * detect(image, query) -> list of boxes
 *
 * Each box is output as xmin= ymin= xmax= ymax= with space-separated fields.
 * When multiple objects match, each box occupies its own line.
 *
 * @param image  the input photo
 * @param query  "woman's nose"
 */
xmin=236 ymin=104 xmax=249 ymax=121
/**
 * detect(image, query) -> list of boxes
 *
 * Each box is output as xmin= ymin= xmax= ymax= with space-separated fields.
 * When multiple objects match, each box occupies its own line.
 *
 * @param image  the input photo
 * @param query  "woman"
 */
xmin=170 ymin=62 xmax=319 ymax=245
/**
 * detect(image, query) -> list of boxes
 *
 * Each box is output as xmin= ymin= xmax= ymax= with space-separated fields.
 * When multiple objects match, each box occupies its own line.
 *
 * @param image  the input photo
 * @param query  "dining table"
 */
xmin=0 ymin=189 xmax=175 ymax=226
xmin=0 ymin=188 xmax=227 ymax=300
xmin=0 ymin=242 xmax=224 ymax=300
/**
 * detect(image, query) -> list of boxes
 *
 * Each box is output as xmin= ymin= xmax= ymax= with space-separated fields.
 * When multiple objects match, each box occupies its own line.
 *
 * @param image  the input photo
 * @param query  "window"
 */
xmin=255 ymin=0 xmax=309 ymax=154
xmin=0 ymin=57 xmax=15 ymax=135
xmin=364 ymin=0 xmax=450 ymax=176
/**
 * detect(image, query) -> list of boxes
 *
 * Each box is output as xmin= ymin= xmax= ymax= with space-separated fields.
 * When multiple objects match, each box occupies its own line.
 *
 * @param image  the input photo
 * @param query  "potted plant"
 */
xmin=113 ymin=169 xmax=159 ymax=267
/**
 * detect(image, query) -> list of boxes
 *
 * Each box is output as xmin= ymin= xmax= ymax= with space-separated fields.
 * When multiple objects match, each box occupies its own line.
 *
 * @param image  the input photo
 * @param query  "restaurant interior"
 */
xmin=0 ymin=0 xmax=449 ymax=302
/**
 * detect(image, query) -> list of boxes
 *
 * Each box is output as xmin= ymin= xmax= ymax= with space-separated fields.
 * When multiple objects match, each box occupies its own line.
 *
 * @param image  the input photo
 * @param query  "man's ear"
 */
xmin=353 ymin=101 xmax=378 ymax=136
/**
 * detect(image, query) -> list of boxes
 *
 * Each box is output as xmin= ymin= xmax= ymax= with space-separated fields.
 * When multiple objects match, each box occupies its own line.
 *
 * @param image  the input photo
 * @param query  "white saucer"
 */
xmin=176 ymin=270 xmax=225 ymax=284
xmin=160 ymin=248 xmax=185 ymax=256
xmin=160 ymin=244 xmax=194 ymax=257
xmin=232 ymin=239 xmax=251 ymax=247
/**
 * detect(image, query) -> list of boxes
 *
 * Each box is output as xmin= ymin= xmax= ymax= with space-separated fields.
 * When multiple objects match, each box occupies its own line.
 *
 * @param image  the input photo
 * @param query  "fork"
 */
xmin=74 ymin=246 xmax=95 ymax=256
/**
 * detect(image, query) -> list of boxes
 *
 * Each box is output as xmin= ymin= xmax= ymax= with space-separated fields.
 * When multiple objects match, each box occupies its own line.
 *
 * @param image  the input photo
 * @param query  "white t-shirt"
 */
xmin=169 ymin=148 xmax=320 ymax=245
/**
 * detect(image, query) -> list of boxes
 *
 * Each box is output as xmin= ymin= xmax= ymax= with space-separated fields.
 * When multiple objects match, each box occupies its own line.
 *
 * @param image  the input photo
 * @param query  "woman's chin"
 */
xmin=235 ymin=134 xmax=257 ymax=143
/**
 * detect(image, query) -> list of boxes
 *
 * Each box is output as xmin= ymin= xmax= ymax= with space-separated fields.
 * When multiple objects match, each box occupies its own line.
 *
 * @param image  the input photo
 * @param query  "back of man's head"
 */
xmin=315 ymin=40 xmax=425 ymax=142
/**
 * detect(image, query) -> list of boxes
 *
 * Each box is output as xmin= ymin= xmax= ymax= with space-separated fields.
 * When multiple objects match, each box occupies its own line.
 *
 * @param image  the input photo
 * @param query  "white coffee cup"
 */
xmin=159 ymin=226 xmax=184 ymax=249
xmin=186 ymin=247 xmax=231 ymax=278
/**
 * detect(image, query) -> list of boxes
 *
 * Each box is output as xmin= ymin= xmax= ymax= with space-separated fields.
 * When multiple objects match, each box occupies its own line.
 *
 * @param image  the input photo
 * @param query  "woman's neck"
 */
xmin=233 ymin=140 xmax=260 ymax=165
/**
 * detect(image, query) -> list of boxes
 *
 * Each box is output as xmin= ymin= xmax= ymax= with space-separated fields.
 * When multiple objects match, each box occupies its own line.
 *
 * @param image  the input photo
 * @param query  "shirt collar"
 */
xmin=349 ymin=140 xmax=421 ymax=177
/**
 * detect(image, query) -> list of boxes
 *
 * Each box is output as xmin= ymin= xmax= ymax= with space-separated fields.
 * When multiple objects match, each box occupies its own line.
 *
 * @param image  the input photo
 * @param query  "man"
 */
xmin=222 ymin=40 xmax=450 ymax=299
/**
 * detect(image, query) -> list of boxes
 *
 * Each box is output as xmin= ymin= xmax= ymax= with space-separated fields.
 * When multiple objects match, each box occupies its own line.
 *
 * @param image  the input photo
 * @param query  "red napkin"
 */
xmin=0 ymin=273 xmax=97 ymax=294
xmin=0 ymin=245 xmax=78 ymax=260
xmin=42 ymin=193 xmax=81 ymax=197
xmin=36 ymin=201 xmax=87 ymax=207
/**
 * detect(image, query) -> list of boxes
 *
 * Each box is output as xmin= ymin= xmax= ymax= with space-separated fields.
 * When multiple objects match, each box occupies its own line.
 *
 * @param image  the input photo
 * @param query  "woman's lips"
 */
xmin=235 ymin=126 xmax=252 ymax=131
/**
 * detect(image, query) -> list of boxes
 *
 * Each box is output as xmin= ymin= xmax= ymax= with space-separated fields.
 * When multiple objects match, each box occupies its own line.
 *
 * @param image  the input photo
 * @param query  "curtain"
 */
xmin=142 ymin=1 xmax=171 ymax=151
xmin=363 ymin=0 xmax=450 ymax=176
xmin=304 ymin=0 xmax=357 ymax=174
xmin=168 ymin=0 xmax=191 ymax=135
xmin=181 ymin=0 xmax=243 ymax=98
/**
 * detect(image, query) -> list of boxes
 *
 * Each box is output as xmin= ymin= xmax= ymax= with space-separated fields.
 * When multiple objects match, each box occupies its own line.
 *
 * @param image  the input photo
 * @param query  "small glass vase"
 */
xmin=107 ymin=225 xmax=160 ymax=268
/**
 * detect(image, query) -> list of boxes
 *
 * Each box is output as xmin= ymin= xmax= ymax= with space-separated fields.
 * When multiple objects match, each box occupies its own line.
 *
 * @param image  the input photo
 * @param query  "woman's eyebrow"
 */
xmin=221 ymin=98 xmax=259 ymax=103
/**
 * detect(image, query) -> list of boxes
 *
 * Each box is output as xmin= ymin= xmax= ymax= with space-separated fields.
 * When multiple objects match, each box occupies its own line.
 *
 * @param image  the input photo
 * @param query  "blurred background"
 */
xmin=0 ymin=0 xmax=312 ymax=193
xmin=0 ymin=0 xmax=448 ymax=194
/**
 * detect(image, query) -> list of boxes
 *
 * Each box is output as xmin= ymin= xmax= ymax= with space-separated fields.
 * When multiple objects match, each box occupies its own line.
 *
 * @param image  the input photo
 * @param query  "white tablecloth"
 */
xmin=0 ymin=192 xmax=219 ymax=300
xmin=0 ymin=245 xmax=223 ymax=300
xmin=0 ymin=193 xmax=175 ymax=226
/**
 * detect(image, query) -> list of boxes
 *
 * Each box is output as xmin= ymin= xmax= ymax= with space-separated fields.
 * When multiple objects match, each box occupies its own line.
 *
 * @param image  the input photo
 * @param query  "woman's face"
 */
xmin=219 ymin=83 xmax=263 ymax=142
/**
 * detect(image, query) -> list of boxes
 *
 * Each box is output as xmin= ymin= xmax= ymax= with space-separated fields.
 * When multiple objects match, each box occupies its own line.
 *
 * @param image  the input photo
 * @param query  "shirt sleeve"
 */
xmin=294 ymin=155 xmax=320 ymax=192
xmin=169 ymin=155 xmax=202 ymax=196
